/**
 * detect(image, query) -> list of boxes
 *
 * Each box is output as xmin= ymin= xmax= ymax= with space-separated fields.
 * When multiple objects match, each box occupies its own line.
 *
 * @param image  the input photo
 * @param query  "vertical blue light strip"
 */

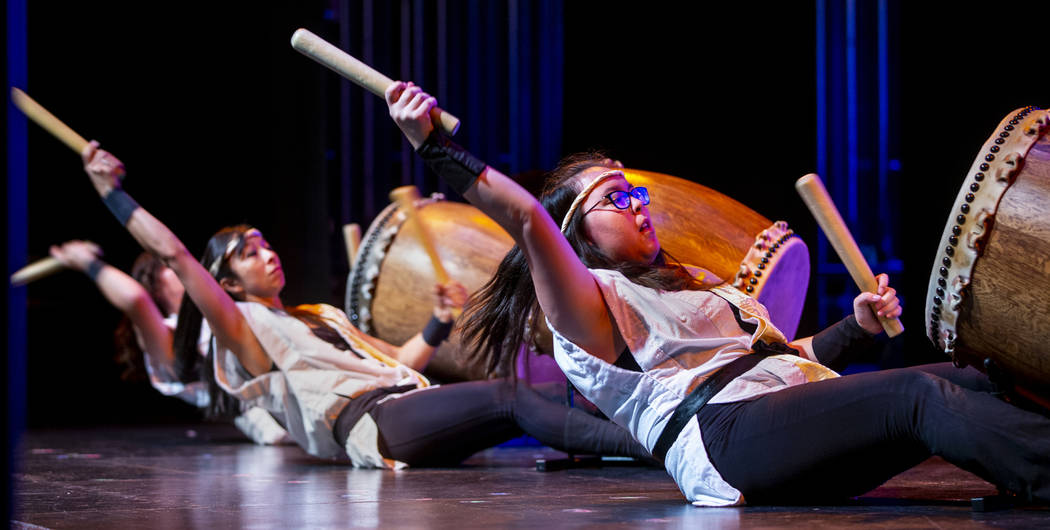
xmin=362 ymin=0 xmax=376 ymax=220
xmin=507 ymin=0 xmax=520 ymax=174
xmin=412 ymin=0 xmax=425 ymax=190
xmin=338 ymin=0 xmax=353 ymax=226
xmin=436 ymin=0 xmax=450 ymax=196
xmin=845 ymin=0 xmax=858 ymax=226
xmin=465 ymin=1 xmax=481 ymax=160
xmin=537 ymin=0 xmax=563 ymax=169
xmin=7 ymin=0 xmax=29 ymax=521
xmin=877 ymin=0 xmax=891 ymax=255
xmin=518 ymin=3 xmax=533 ymax=173
xmin=815 ymin=0 xmax=829 ymax=326
xmin=815 ymin=0 xmax=827 ymax=181
xmin=399 ymin=0 xmax=412 ymax=187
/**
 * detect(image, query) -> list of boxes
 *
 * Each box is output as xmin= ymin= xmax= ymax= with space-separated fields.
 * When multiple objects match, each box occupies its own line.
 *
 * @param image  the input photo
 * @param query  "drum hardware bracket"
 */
xmin=982 ymin=357 xmax=1013 ymax=399
xmin=971 ymin=489 xmax=1026 ymax=512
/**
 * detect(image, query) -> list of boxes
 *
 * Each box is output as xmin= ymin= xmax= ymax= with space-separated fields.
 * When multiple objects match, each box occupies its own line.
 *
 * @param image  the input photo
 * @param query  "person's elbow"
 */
xmin=119 ymin=287 xmax=156 ymax=317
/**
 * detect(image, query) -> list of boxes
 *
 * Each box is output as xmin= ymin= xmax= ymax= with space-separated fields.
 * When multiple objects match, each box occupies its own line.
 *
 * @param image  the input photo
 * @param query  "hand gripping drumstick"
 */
xmin=10 ymin=257 xmax=65 ymax=287
xmin=795 ymin=173 xmax=904 ymax=337
xmin=11 ymin=87 xmax=90 ymax=153
xmin=290 ymin=28 xmax=461 ymax=136
xmin=388 ymin=185 xmax=461 ymax=318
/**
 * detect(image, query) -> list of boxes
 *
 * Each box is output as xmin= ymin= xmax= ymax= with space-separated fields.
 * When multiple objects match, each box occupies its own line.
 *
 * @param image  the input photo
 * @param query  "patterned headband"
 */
xmin=207 ymin=228 xmax=262 ymax=276
xmin=559 ymin=169 xmax=625 ymax=233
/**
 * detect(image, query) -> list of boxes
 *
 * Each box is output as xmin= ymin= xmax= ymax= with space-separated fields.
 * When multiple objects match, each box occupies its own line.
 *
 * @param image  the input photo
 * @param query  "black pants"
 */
xmin=697 ymin=362 xmax=1050 ymax=504
xmin=366 ymin=379 xmax=652 ymax=466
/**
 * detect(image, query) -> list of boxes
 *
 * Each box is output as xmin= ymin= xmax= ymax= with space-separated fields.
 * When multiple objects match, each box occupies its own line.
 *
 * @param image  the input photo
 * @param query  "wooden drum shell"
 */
xmin=346 ymin=197 xmax=513 ymax=382
xmin=925 ymin=107 xmax=1050 ymax=407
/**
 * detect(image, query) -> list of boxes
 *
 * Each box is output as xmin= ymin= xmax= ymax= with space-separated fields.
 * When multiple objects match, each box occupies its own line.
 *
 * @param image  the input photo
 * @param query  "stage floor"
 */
xmin=11 ymin=423 xmax=1049 ymax=528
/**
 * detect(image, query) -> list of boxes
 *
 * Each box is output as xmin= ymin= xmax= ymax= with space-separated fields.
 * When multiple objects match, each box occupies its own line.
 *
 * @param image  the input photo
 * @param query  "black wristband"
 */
xmin=84 ymin=259 xmax=106 ymax=281
xmin=422 ymin=315 xmax=454 ymax=347
xmin=811 ymin=315 xmax=876 ymax=371
xmin=102 ymin=188 xmax=141 ymax=225
xmin=416 ymin=130 xmax=487 ymax=195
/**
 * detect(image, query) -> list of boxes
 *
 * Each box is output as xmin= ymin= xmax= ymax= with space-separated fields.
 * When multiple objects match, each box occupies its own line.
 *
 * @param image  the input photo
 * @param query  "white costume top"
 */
xmin=551 ymin=269 xmax=838 ymax=506
xmin=144 ymin=314 xmax=290 ymax=445
xmin=212 ymin=302 xmax=428 ymax=467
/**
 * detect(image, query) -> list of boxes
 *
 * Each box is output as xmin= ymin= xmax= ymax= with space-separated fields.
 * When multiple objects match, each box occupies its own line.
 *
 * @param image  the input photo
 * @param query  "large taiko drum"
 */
xmin=347 ymin=171 xmax=810 ymax=382
xmin=346 ymin=194 xmax=513 ymax=382
xmin=925 ymin=106 xmax=1050 ymax=408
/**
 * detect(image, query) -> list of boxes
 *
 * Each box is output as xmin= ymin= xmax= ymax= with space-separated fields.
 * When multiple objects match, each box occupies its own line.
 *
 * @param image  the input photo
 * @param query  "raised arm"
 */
xmin=351 ymin=280 xmax=468 ymax=371
xmin=80 ymin=142 xmax=273 ymax=376
xmin=385 ymin=82 xmax=620 ymax=362
xmin=49 ymin=240 xmax=173 ymax=367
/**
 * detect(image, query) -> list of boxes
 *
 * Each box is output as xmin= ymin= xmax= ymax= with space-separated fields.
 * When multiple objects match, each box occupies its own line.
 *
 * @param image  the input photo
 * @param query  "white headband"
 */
xmin=559 ymin=169 xmax=625 ymax=233
xmin=207 ymin=228 xmax=262 ymax=276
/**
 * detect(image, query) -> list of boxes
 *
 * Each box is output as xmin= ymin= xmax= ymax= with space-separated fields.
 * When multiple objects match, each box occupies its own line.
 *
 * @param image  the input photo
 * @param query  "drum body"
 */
xmin=346 ymin=195 xmax=513 ymax=382
xmin=925 ymin=107 xmax=1050 ymax=407
xmin=348 ymin=171 xmax=810 ymax=382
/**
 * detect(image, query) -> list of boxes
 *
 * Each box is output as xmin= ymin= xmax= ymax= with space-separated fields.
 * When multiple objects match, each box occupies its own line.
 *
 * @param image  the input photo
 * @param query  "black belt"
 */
xmin=651 ymin=341 xmax=797 ymax=462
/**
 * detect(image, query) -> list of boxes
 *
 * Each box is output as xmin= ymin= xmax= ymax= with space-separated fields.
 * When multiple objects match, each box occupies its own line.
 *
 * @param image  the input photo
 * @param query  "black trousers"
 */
xmin=697 ymin=362 xmax=1050 ymax=504
xmin=366 ymin=379 xmax=652 ymax=466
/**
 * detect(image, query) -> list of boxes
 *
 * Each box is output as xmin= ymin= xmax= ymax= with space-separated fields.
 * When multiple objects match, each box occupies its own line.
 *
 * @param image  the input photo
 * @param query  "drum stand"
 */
xmin=971 ymin=490 xmax=1026 ymax=512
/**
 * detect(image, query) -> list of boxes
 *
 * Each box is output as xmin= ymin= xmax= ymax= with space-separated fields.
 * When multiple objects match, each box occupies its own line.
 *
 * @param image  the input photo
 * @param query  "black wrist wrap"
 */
xmin=85 ymin=259 xmax=106 ymax=281
xmin=811 ymin=315 xmax=877 ymax=371
xmin=102 ymin=189 xmax=141 ymax=225
xmin=416 ymin=130 xmax=486 ymax=195
xmin=422 ymin=315 xmax=454 ymax=347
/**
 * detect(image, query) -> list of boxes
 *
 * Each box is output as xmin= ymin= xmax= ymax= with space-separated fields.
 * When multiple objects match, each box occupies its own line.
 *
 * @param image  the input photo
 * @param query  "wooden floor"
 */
xmin=11 ymin=423 xmax=1049 ymax=528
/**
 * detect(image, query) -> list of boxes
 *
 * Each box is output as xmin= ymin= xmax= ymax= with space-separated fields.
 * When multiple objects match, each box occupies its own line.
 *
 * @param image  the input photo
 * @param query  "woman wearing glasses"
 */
xmin=386 ymin=81 xmax=1050 ymax=506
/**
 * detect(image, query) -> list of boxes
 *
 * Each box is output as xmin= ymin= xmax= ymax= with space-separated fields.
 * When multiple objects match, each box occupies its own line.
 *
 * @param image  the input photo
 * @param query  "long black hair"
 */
xmin=113 ymin=252 xmax=171 ymax=381
xmin=172 ymin=224 xmax=253 ymax=419
xmin=459 ymin=152 xmax=704 ymax=377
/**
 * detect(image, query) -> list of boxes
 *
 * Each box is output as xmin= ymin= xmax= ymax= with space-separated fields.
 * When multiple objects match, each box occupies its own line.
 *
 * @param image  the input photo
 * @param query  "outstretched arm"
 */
xmin=80 ymin=142 xmax=273 ymax=376
xmin=49 ymin=240 xmax=173 ymax=367
xmin=386 ymin=82 xmax=620 ymax=363
xmin=355 ymin=280 xmax=469 ymax=371
xmin=789 ymin=273 xmax=901 ymax=367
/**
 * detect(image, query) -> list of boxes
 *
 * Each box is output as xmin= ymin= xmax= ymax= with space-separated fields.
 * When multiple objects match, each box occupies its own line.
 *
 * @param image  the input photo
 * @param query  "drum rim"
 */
xmin=731 ymin=221 xmax=805 ymax=297
xmin=924 ymin=106 xmax=1049 ymax=359
xmin=345 ymin=193 xmax=445 ymax=332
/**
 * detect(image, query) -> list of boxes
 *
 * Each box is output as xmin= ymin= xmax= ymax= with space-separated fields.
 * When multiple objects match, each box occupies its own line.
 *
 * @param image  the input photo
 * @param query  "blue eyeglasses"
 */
xmin=583 ymin=187 xmax=650 ymax=215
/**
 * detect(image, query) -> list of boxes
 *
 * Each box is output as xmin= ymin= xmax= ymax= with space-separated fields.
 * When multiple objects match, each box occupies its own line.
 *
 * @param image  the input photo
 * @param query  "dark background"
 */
xmin=6 ymin=2 xmax=1050 ymax=429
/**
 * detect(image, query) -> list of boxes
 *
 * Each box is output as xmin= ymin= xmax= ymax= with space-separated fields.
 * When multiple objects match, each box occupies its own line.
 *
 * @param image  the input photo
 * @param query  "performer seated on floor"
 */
xmin=385 ymin=80 xmax=1050 ymax=505
xmin=76 ymin=141 xmax=652 ymax=469
xmin=48 ymin=240 xmax=289 ymax=445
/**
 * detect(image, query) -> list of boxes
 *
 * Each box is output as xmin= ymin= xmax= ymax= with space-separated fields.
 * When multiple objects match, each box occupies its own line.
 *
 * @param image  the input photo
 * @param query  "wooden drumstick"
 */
xmin=10 ymin=257 xmax=65 ymax=287
xmin=343 ymin=223 xmax=361 ymax=267
xmin=389 ymin=186 xmax=450 ymax=284
xmin=389 ymin=185 xmax=461 ymax=320
xmin=11 ymin=87 xmax=89 ymax=153
xmin=290 ymin=28 xmax=461 ymax=136
xmin=795 ymin=173 xmax=904 ymax=337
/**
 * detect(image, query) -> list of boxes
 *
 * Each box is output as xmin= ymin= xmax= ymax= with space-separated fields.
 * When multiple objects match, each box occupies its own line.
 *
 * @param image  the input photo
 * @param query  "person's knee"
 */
xmin=881 ymin=368 xmax=945 ymax=397
xmin=865 ymin=369 xmax=951 ymax=422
